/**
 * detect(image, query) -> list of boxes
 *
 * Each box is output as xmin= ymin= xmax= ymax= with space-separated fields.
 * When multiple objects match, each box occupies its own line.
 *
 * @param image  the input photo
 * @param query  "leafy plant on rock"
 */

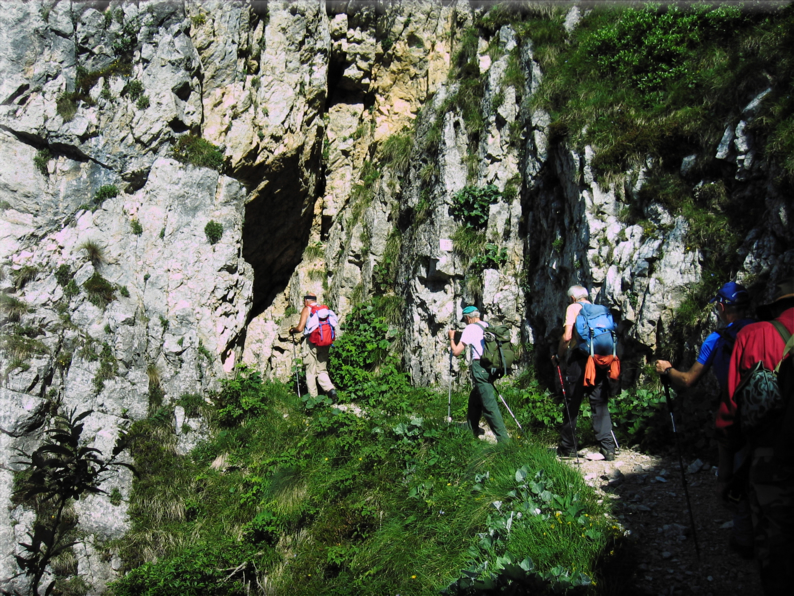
xmin=13 ymin=409 xmax=133 ymax=596
xmin=449 ymin=185 xmax=501 ymax=229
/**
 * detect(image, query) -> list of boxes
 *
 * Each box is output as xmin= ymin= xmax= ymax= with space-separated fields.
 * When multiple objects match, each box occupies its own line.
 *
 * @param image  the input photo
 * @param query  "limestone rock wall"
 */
xmin=1 ymin=1 xmax=793 ymax=593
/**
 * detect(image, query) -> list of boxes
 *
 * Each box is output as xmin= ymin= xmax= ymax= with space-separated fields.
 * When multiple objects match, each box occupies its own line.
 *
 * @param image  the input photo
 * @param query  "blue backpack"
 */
xmin=574 ymin=303 xmax=616 ymax=356
xmin=705 ymin=319 xmax=754 ymax=392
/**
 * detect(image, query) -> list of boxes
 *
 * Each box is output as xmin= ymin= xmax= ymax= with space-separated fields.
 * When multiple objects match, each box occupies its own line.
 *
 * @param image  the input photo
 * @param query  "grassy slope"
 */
xmin=109 ymin=370 xmax=620 ymax=595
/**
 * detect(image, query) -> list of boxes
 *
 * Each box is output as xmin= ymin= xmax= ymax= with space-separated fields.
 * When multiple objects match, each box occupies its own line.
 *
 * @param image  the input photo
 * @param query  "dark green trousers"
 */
xmin=467 ymin=360 xmax=509 ymax=443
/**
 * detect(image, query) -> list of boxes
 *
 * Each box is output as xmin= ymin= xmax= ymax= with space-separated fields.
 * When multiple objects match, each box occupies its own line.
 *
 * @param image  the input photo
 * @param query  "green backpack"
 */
xmin=475 ymin=323 xmax=516 ymax=377
xmin=734 ymin=320 xmax=794 ymax=437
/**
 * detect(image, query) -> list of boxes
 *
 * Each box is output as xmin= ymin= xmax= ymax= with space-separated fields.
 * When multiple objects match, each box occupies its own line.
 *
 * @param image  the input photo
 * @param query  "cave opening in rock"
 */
xmin=242 ymin=150 xmax=317 ymax=321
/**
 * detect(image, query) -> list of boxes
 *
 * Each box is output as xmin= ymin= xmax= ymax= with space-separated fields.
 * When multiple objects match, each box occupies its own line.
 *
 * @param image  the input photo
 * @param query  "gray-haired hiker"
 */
xmin=290 ymin=293 xmax=338 ymax=403
xmin=448 ymin=306 xmax=510 ymax=443
xmin=552 ymin=285 xmax=617 ymax=460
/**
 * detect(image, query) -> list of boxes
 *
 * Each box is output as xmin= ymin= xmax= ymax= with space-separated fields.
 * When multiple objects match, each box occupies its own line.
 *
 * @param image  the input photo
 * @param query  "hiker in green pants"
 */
xmin=448 ymin=306 xmax=510 ymax=443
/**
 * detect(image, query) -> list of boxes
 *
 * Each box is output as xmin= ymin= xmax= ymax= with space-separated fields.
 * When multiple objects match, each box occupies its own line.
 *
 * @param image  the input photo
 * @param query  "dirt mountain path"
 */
xmin=565 ymin=445 xmax=763 ymax=595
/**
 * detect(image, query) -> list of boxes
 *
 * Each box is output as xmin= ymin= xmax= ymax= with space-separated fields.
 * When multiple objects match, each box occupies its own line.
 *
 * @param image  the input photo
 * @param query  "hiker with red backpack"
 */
xmin=552 ymin=285 xmax=618 ymax=461
xmin=722 ymin=275 xmax=794 ymax=594
xmin=289 ymin=293 xmax=338 ymax=403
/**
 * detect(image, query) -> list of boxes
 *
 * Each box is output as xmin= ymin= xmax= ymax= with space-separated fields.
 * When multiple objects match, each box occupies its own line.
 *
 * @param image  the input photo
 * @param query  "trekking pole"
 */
xmin=555 ymin=358 xmax=580 ymax=465
xmin=291 ymin=333 xmax=301 ymax=398
xmin=611 ymin=430 xmax=620 ymax=452
xmin=497 ymin=392 xmax=523 ymax=434
xmin=661 ymin=375 xmax=701 ymax=561
xmin=447 ymin=348 xmax=454 ymax=423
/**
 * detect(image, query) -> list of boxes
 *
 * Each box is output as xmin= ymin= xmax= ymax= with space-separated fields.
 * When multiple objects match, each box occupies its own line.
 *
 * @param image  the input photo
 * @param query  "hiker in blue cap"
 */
xmin=654 ymin=280 xmax=755 ymax=558
xmin=448 ymin=306 xmax=510 ymax=443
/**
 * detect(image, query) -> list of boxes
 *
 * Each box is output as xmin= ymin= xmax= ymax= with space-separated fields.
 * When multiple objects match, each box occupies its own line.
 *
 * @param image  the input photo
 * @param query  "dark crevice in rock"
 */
xmin=2 ymin=83 xmax=30 ymax=106
xmin=168 ymin=118 xmax=190 ymax=133
xmin=242 ymin=151 xmax=317 ymax=319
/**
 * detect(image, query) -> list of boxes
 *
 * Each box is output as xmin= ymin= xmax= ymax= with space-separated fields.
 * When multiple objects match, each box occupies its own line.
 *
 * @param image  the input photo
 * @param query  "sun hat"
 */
xmin=758 ymin=275 xmax=794 ymax=320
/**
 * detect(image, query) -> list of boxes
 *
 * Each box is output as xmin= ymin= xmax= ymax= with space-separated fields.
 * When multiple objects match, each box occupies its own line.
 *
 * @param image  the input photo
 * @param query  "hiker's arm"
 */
xmin=654 ymin=360 xmax=705 ymax=389
xmin=448 ymin=330 xmax=466 ymax=357
xmin=556 ymin=324 xmax=573 ymax=360
xmin=290 ymin=307 xmax=309 ymax=334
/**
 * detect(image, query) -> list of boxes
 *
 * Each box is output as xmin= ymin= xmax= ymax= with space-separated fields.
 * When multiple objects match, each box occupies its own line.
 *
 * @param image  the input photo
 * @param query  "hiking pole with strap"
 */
xmin=661 ymin=375 xmax=701 ymax=561
xmin=555 ymin=358 xmax=580 ymax=465
xmin=291 ymin=333 xmax=301 ymax=398
xmin=447 ymin=348 xmax=454 ymax=423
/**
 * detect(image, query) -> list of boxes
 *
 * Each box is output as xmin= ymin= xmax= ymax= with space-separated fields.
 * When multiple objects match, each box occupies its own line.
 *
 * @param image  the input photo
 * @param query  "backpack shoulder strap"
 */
xmin=771 ymin=320 xmax=794 ymax=374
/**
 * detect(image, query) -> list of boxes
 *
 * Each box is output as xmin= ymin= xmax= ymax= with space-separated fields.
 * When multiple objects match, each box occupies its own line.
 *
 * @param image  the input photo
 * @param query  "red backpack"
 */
xmin=307 ymin=304 xmax=336 ymax=347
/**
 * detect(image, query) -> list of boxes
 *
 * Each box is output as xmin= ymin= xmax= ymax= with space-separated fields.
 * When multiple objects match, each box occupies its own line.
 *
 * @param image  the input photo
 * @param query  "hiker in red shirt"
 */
xmin=722 ymin=276 xmax=794 ymax=595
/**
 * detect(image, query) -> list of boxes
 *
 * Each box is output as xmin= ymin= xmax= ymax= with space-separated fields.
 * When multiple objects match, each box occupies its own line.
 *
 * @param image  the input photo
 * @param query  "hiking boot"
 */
xmin=557 ymin=447 xmax=580 ymax=459
xmin=473 ymin=426 xmax=486 ymax=437
xmin=327 ymin=389 xmax=338 ymax=404
xmin=600 ymin=448 xmax=616 ymax=462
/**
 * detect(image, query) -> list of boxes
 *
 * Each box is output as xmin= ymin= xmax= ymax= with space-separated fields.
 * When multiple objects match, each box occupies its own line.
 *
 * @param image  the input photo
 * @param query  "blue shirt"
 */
xmin=696 ymin=318 xmax=755 ymax=391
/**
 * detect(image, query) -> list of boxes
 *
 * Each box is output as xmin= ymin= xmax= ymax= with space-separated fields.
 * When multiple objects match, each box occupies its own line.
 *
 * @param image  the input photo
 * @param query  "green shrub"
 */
xmin=212 ymin=365 xmax=270 ymax=426
xmin=173 ymin=135 xmax=224 ymax=170
xmin=135 ymin=95 xmax=150 ymax=110
xmin=204 ymin=221 xmax=223 ymax=244
xmin=449 ymin=185 xmax=501 ymax=229
xmin=130 ymin=218 xmax=143 ymax=235
xmin=55 ymin=265 xmax=72 ymax=287
xmin=124 ymin=80 xmax=144 ymax=101
xmin=83 ymin=272 xmax=116 ymax=308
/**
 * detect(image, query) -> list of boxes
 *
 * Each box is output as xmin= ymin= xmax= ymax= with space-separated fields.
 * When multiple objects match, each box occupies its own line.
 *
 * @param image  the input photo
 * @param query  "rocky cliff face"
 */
xmin=1 ymin=1 xmax=792 ymax=593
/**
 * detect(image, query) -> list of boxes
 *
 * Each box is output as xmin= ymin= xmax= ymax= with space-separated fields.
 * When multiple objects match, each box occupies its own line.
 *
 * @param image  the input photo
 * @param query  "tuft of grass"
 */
xmin=34 ymin=149 xmax=52 ymax=176
xmin=10 ymin=266 xmax=38 ymax=290
xmin=78 ymin=240 xmax=105 ymax=268
xmin=172 ymin=135 xmax=224 ymax=171
xmin=130 ymin=219 xmax=143 ymax=235
xmin=0 ymin=295 xmax=29 ymax=323
xmin=380 ymin=128 xmax=414 ymax=175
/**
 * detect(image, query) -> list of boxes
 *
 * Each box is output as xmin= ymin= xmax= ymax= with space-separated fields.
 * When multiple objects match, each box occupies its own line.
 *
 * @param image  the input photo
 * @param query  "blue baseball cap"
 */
xmin=709 ymin=281 xmax=749 ymax=306
xmin=462 ymin=306 xmax=478 ymax=315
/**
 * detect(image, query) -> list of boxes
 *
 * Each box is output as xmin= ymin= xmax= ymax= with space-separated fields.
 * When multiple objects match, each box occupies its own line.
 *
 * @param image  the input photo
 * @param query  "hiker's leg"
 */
xmin=466 ymin=386 xmax=482 ymax=436
xmin=472 ymin=362 xmax=509 ymax=443
xmin=314 ymin=345 xmax=335 ymax=393
xmin=589 ymin=369 xmax=615 ymax=453
xmin=559 ymin=356 xmax=585 ymax=451
xmin=303 ymin=344 xmax=319 ymax=397
xmin=747 ymin=449 xmax=794 ymax=595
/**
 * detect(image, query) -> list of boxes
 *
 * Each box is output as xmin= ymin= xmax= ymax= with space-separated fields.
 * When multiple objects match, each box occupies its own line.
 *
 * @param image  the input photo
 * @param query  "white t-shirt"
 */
xmin=460 ymin=321 xmax=488 ymax=360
